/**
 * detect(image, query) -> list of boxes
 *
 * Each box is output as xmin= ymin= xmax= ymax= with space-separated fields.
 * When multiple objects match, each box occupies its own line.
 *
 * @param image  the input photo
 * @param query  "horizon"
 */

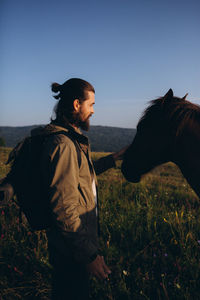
xmin=0 ymin=123 xmax=136 ymax=130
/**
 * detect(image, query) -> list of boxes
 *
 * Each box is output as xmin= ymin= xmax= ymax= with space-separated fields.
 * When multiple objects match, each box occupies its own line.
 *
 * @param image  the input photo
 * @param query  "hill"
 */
xmin=0 ymin=125 xmax=136 ymax=152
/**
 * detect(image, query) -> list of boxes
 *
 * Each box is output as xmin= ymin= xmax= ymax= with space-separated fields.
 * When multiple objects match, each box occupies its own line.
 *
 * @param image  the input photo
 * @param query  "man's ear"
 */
xmin=73 ymin=99 xmax=80 ymax=112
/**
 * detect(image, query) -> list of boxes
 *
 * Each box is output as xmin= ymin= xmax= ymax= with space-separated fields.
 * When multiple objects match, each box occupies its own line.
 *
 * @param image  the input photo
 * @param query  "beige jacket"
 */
xmin=38 ymin=123 xmax=115 ymax=264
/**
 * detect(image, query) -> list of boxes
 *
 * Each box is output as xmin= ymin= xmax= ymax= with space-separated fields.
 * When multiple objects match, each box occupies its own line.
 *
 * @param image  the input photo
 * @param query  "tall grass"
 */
xmin=0 ymin=148 xmax=200 ymax=299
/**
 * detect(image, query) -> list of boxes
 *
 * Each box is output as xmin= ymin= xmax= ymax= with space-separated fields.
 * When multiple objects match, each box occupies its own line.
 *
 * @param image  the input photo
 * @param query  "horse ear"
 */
xmin=163 ymin=89 xmax=174 ymax=100
xmin=182 ymin=93 xmax=188 ymax=100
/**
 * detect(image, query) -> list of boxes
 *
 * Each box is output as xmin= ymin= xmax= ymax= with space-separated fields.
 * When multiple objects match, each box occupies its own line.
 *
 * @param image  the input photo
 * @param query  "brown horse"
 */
xmin=121 ymin=89 xmax=200 ymax=198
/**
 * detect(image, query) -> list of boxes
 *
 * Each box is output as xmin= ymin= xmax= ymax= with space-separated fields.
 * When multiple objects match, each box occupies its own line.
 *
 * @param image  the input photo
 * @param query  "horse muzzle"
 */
xmin=121 ymin=162 xmax=141 ymax=183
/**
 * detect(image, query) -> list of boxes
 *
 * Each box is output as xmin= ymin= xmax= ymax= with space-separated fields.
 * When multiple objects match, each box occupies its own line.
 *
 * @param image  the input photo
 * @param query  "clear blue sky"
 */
xmin=1 ymin=0 xmax=199 ymax=128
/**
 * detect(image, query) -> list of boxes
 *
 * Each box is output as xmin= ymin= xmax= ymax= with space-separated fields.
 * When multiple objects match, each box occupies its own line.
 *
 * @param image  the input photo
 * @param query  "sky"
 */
xmin=0 ymin=0 xmax=200 ymax=129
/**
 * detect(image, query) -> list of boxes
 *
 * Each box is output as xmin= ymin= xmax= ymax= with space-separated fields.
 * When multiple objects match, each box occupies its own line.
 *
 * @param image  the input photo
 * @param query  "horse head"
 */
xmin=121 ymin=89 xmax=188 ymax=182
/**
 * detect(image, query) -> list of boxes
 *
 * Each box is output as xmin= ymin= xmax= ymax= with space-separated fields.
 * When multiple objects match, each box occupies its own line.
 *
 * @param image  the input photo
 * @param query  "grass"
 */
xmin=0 ymin=147 xmax=200 ymax=299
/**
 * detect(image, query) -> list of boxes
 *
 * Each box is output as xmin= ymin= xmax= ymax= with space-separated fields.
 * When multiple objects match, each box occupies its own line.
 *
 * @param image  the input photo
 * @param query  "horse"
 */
xmin=121 ymin=89 xmax=200 ymax=198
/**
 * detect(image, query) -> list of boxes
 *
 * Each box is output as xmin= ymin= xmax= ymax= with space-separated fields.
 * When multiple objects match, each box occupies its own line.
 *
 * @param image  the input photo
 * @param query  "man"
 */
xmin=40 ymin=78 xmax=126 ymax=300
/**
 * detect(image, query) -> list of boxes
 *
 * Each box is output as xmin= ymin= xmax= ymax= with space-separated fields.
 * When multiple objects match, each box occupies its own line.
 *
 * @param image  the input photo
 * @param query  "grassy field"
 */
xmin=0 ymin=147 xmax=200 ymax=299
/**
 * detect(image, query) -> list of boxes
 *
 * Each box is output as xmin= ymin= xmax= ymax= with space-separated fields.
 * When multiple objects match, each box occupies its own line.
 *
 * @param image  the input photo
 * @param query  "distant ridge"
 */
xmin=0 ymin=125 xmax=136 ymax=152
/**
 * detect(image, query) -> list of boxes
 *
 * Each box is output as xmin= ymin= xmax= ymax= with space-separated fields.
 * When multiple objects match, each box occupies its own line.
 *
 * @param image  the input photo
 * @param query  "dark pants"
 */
xmin=49 ymin=246 xmax=90 ymax=300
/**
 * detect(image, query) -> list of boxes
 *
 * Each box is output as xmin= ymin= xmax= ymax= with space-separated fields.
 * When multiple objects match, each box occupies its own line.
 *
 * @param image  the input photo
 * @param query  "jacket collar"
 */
xmin=50 ymin=121 xmax=89 ymax=146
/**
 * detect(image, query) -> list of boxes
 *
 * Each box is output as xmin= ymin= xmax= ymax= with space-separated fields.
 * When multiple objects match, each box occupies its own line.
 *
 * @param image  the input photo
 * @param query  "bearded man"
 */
xmin=39 ymin=78 xmax=125 ymax=300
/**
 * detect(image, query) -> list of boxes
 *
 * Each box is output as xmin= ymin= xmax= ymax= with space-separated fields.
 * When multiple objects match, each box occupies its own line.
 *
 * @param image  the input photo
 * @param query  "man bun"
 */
xmin=51 ymin=82 xmax=62 ymax=99
xmin=51 ymin=82 xmax=61 ymax=93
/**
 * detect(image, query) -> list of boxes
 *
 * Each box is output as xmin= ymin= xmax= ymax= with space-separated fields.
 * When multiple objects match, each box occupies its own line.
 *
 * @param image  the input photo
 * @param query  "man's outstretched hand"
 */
xmin=112 ymin=145 xmax=130 ymax=161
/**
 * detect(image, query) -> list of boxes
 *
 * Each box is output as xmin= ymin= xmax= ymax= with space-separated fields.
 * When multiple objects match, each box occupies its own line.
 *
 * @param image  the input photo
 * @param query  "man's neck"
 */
xmin=52 ymin=119 xmax=78 ymax=131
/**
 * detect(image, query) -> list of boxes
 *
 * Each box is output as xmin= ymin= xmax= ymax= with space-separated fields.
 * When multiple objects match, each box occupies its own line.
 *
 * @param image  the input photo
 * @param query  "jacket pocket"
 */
xmin=78 ymin=183 xmax=88 ymax=207
xmin=78 ymin=183 xmax=95 ymax=209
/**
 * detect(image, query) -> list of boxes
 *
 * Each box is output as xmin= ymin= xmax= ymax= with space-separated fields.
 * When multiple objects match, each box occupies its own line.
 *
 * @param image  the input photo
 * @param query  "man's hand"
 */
xmin=87 ymin=255 xmax=111 ymax=280
xmin=112 ymin=145 xmax=130 ymax=161
xmin=0 ymin=182 xmax=14 ymax=203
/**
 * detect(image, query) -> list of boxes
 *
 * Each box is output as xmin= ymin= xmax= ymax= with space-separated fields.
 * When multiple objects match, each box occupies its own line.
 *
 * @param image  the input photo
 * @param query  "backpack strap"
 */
xmin=64 ymin=133 xmax=81 ymax=168
xmin=47 ymin=130 xmax=82 ymax=168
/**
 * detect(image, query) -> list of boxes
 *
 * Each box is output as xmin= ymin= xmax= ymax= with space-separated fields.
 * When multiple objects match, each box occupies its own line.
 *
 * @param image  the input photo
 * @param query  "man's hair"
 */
xmin=51 ymin=78 xmax=95 ymax=124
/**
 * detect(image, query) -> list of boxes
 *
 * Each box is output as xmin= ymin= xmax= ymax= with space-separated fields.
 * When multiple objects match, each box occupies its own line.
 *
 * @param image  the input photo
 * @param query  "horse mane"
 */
xmin=138 ymin=95 xmax=200 ymax=136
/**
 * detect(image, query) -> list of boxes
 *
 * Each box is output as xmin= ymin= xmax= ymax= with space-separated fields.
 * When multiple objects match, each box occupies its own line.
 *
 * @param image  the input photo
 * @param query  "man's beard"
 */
xmin=72 ymin=112 xmax=91 ymax=131
xmin=79 ymin=117 xmax=90 ymax=131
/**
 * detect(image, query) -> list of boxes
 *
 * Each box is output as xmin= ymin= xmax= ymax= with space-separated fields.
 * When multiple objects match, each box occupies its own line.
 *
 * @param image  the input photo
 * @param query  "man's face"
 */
xmin=76 ymin=91 xmax=95 ymax=131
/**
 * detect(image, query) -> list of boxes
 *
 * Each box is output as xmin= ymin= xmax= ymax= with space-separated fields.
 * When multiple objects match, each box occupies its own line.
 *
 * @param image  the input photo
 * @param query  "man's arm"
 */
xmin=43 ymin=140 xmax=112 ymax=278
xmin=93 ymin=146 xmax=129 ymax=175
xmin=42 ymin=141 xmax=98 ymax=264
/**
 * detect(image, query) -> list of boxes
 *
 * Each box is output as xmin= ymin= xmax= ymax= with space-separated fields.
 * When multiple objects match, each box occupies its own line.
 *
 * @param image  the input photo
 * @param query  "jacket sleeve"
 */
xmin=42 ymin=141 xmax=98 ymax=264
xmin=93 ymin=154 xmax=116 ymax=175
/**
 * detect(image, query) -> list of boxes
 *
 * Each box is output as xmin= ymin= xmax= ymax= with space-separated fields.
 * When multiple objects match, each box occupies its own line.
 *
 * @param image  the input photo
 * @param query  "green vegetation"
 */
xmin=0 ymin=137 xmax=6 ymax=147
xmin=0 ymin=148 xmax=200 ymax=299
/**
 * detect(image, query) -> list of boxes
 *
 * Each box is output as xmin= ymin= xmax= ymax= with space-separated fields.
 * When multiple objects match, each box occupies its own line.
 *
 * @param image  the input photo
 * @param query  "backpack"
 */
xmin=0 ymin=130 xmax=81 ymax=230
